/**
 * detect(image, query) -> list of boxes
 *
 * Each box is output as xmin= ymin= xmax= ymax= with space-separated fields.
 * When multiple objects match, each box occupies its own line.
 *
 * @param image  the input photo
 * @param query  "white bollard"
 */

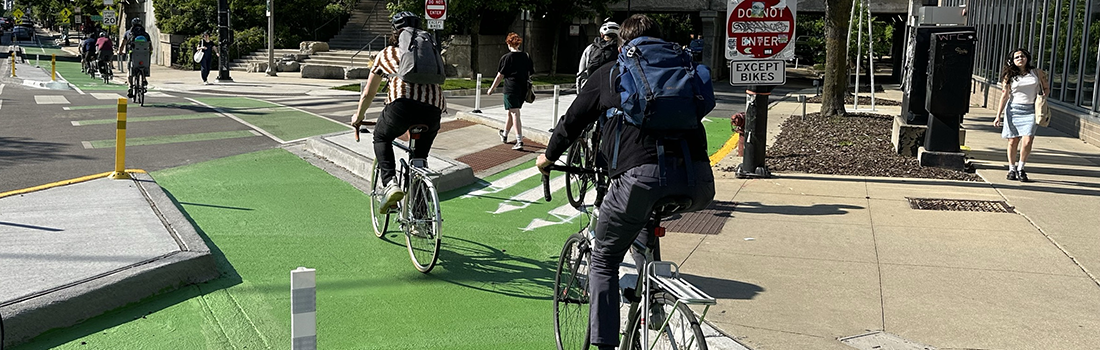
xmin=473 ymin=73 xmax=483 ymax=113
xmin=291 ymin=267 xmax=316 ymax=350
xmin=553 ymin=85 xmax=560 ymax=128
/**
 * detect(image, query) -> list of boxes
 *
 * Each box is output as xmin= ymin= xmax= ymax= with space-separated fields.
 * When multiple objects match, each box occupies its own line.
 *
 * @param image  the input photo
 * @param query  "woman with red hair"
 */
xmin=487 ymin=32 xmax=534 ymax=150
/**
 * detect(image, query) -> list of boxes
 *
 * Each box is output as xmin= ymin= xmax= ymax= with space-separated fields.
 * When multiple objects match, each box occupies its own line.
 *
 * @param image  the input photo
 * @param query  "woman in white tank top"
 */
xmin=994 ymin=48 xmax=1050 ymax=182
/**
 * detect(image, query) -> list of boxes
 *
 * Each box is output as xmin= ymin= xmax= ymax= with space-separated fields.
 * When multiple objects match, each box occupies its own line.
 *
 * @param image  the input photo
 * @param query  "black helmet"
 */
xmin=391 ymin=11 xmax=419 ymax=30
xmin=131 ymin=17 xmax=143 ymax=28
xmin=99 ymin=31 xmax=108 ymax=38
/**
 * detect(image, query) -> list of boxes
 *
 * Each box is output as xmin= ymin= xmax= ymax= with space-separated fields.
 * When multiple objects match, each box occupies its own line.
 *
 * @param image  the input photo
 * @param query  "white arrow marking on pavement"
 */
xmin=522 ymin=189 xmax=596 ymax=231
xmin=463 ymin=167 xmax=541 ymax=198
xmin=491 ymin=175 xmax=564 ymax=214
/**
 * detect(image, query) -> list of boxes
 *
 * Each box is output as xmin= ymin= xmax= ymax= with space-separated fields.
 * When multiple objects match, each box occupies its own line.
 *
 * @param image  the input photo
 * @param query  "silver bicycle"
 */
xmin=363 ymin=125 xmax=443 ymax=273
xmin=546 ymin=165 xmax=715 ymax=350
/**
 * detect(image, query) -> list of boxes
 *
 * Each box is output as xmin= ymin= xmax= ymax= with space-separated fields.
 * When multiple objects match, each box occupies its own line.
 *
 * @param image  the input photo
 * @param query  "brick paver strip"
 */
xmin=456 ymin=141 xmax=546 ymax=173
xmin=663 ymin=200 xmax=736 ymax=235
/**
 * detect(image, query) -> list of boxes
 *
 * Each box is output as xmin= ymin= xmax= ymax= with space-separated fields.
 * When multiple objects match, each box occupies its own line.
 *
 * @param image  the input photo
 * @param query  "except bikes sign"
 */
xmin=725 ymin=0 xmax=796 ymax=60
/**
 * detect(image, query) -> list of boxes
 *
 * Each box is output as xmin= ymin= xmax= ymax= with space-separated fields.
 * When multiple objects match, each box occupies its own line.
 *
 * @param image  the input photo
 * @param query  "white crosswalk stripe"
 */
xmin=491 ymin=175 xmax=565 ymax=214
xmin=464 ymin=167 xmax=541 ymax=198
xmin=91 ymin=93 xmax=123 ymax=100
xmin=35 ymin=95 xmax=70 ymax=104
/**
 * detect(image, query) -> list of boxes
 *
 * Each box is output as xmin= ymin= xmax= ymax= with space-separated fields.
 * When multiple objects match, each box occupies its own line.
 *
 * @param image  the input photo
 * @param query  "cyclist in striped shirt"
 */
xmin=352 ymin=11 xmax=447 ymax=211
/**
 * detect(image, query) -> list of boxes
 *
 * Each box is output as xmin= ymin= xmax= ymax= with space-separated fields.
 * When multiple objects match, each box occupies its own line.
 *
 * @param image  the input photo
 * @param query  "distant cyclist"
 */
xmin=95 ymin=31 xmax=114 ymax=74
xmin=118 ymin=18 xmax=152 ymax=98
xmin=576 ymin=21 xmax=619 ymax=89
xmin=80 ymin=32 xmax=99 ymax=73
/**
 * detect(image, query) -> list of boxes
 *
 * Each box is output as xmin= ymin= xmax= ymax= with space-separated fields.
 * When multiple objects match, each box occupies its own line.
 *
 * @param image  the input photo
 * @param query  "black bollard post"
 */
xmin=737 ymin=85 xmax=774 ymax=178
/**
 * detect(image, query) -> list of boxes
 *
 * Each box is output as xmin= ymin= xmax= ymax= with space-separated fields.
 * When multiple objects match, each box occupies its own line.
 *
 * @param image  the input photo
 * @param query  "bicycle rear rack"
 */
xmin=647 ymin=261 xmax=717 ymax=306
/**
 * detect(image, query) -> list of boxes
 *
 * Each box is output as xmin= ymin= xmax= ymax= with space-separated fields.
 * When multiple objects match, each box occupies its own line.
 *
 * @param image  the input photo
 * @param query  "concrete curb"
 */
xmin=454 ymin=111 xmax=554 ymax=146
xmin=303 ymin=132 xmax=476 ymax=194
xmin=0 ymin=173 xmax=218 ymax=348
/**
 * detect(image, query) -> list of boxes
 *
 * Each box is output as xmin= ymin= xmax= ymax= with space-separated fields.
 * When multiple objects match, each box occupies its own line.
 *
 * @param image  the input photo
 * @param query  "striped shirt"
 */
xmin=371 ymin=46 xmax=447 ymax=112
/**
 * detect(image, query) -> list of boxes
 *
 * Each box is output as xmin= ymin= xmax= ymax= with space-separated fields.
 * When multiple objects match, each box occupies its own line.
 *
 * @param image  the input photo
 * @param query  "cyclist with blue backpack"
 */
xmin=536 ymin=14 xmax=716 ymax=349
xmin=351 ymin=11 xmax=447 ymax=213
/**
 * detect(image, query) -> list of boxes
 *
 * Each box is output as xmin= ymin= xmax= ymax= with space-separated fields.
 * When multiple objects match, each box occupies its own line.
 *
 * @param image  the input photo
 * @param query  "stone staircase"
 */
xmin=327 ymin=0 xmax=392 ymax=51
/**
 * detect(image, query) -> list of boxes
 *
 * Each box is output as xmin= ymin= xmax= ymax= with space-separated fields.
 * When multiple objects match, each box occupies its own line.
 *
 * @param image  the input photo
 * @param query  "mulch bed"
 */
xmin=721 ymin=112 xmax=982 ymax=181
xmin=806 ymin=95 xmax=902 ymax=106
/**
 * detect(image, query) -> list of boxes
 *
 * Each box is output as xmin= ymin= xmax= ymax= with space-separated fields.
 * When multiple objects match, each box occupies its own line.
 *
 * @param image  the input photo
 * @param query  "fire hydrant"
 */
xmin=731 ymin=112 xmax=746 ymax=156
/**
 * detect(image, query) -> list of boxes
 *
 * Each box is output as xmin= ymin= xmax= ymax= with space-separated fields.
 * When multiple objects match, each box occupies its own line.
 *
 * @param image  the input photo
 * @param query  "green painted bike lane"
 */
xmin=53 ymin=61 xmax=128 ymax=91
xmin=15 ymin=149 xmax=585 ymax=350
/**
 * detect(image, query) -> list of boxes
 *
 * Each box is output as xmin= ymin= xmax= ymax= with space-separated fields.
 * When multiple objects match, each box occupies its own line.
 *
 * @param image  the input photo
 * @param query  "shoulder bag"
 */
xmin=1035 ymin=70 xmax=1051 ymax=127
xmin=525 ymin=81 xmax=536 ymax=103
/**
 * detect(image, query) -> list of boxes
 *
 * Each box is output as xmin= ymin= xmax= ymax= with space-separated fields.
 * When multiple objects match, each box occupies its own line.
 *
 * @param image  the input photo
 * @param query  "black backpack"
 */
xmin=585 ymin=38 xmax=618 ymax=78
xmin=392 ymin=27 xmax=446 ymax=85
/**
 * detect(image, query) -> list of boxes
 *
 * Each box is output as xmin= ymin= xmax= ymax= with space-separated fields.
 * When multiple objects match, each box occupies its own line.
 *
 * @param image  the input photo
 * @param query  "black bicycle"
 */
xmin=130 ymin=67 xmax=147 ymax=106
xmin=545 ymin=165 xmax=714 ymax=350
xmin=564 ymin=120 xmax=608 ymax=209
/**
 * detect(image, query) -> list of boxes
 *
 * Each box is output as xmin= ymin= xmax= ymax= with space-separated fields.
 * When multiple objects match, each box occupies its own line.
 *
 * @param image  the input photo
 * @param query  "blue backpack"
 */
xmin=605 ymin=37 xmax=716 ymax=181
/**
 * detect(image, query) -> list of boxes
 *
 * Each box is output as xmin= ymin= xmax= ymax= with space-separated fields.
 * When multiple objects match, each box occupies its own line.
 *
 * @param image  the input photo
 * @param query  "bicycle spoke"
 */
xmin=405 ymin=177 xmax=440 ymax=273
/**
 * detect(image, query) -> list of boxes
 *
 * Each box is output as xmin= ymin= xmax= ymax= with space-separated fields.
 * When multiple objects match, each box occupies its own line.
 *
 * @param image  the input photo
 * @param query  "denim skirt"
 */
xmin=1003 ymin=103 xmax=1036 ymax=139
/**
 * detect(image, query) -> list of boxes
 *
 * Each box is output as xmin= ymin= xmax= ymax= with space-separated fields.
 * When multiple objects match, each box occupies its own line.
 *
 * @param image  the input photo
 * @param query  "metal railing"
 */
xmin=349 ymin=34 xmax=387 ymax=66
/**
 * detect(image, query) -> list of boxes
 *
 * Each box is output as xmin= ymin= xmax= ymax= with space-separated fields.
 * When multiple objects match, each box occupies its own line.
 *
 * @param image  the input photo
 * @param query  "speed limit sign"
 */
xmin=102 ymin=10 xmax=117 ymax=25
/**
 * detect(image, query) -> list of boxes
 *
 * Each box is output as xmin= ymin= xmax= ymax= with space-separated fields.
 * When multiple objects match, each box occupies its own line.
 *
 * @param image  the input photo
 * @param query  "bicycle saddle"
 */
xmin=652 ymin=195 xmax=693 ymax=219
xmin=407 ymin=124 xmax=430 ymax=139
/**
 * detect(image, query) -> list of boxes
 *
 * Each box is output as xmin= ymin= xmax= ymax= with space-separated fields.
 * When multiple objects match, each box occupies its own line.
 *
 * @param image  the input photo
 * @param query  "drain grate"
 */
xmin=906 ymin=197 xmax=1015 ymax=213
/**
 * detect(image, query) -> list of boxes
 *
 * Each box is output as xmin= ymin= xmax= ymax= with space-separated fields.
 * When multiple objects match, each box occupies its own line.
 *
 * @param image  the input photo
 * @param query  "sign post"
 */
xmin=726 ymin=0 xmax=796 ymax=179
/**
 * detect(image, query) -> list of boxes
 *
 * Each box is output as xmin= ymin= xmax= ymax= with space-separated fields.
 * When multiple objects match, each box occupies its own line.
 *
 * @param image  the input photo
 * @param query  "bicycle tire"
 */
xmin=626 ymin=292 xmax=708 ymax=350
xmin=369 ymin=160 xmax=392 ymax=238
xmin=564 ymin=138 xmax=592 ymax=209
xmin=405 ymin=175 xmax=441 ymax=273
xmin=553 ymin=232 xmax=591 ymax=350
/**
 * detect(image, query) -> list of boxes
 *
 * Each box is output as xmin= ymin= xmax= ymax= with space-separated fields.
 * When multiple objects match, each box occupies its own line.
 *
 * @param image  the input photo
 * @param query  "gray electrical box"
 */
xmin=920 ymin=7 xmax=966 ymax=25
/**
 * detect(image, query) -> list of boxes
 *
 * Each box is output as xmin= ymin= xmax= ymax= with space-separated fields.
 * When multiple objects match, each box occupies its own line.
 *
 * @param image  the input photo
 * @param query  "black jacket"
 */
xmin=545 ymin=62 xmax=709 ymax=178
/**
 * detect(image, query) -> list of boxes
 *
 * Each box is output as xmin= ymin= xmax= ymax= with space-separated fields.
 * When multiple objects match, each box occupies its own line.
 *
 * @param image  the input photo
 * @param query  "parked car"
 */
xmin=13 ymin=26 xmax=34 ymax=41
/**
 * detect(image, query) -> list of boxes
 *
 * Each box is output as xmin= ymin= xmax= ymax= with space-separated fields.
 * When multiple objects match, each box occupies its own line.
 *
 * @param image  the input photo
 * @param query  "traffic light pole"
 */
xmin=216 ymin=0 xmax=233 ymax=82
xmin=736 ymin=85 xmax=774 ymax=178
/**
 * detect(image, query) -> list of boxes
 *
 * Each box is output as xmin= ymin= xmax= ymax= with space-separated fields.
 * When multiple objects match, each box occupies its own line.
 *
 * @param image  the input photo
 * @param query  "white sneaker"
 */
xmin=512 ymin=141 xmax=524 ymax=150
xmin=498 ymin=129 xmax=507 ymax=143
xmin=380 ymin=183 xmax=405 ymax=214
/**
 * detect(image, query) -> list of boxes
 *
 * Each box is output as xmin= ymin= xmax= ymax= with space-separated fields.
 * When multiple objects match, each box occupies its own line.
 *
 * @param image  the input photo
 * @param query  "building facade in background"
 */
xmin=950 ymin=0 xmax=1100 ymax=144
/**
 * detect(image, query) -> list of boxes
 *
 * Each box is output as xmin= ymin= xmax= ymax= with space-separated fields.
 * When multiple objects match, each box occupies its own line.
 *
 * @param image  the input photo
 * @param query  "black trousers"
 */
xmin=588 ymin=161 xmax=715 ymax=346
xmin=373 ymin=98 xmax=443 ymax=185
xmin=200 ymin=55 xmax=213 ymax=82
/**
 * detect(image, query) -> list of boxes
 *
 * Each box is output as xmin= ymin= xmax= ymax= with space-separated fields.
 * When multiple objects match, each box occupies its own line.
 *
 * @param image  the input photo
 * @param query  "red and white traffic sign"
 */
xmin=425 ymin=0 xmax=446 ymax=20
xmin=725 ymin=0 xmax=796 ymax=60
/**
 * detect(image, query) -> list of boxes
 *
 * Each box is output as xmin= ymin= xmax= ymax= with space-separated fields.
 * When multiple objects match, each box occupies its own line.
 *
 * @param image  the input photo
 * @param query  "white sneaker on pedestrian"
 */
xmin=498 ymin=129 xmax=507 ymax=144
xmin=380 ymin=183 xmax=405 ymax=214
xmin=512 ymin=140 xmax=524 ymax=150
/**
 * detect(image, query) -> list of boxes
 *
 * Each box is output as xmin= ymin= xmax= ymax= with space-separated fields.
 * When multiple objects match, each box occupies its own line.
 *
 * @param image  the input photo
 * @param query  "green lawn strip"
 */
xmin=18 ymin=149 xmax=571 ymax=349
xmin=192 ymin=97 xmax=347 ymax=141
xmin=703 ymin=114 xmax=734 ymax=156
xmin=87 ymin=130 xmax=258 ymax=148
xmin=53 ymin=61 xmax=128 ymax=91
xmin=74 ymin=113 xmax=222 ymax=126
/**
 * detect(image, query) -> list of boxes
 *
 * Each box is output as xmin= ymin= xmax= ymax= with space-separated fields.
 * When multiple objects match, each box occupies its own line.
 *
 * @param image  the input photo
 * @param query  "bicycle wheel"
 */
xmin=554 ymin=233 xmax=591 ymax=350
xmin=628 ymin=292 xmax=708 ymax=350
xmin=369 ymin=160 xmax=391 ymax=238
xmin=564 ymin=137 xmax=593 ymax=208
xmin=405 ymin=174 xmax=441 ymax=273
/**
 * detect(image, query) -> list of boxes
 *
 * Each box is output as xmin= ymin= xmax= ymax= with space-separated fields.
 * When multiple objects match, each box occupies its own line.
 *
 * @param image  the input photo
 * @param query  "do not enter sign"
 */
xmin=425 ymin=0 xmax=446 ymax=20
xmin=725 ymin=0 xmax=796 ymax=60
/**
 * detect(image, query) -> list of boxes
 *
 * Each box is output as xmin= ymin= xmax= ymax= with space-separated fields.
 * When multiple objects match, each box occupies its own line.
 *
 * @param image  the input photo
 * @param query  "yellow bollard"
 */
xmin=51 ymin=54 xmax=56 ymax=81
xmin=108 ymin=98 xmax=131 ymax=179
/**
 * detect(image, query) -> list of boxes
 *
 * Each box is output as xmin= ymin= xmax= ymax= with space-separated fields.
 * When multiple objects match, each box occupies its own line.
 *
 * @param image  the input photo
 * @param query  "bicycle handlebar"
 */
xmin=540 ymin=164 xmax=596 ymax=202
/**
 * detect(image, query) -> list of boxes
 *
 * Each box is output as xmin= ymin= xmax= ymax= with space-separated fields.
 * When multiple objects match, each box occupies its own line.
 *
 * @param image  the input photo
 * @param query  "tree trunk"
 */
xmin=470 ymin=21 xmax=481 ymax=80
xmin=551 ymin=24 xmax=560 ymax=75
xmin=821 ymin=0 xmax=853 ymax=117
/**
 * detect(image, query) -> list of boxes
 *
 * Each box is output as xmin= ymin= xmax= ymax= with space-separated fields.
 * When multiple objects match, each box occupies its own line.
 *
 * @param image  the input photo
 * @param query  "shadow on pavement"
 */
xmin=430 ymin=236 xmax=555 ymax=300
xmin=0 ymin=137 xmax=91 ymax=167
xmin=681 ymin=274 xmax=764 ymax=300
xmin=734 ymin=201 xmax=863 ymax=216
xmin=11 ymin=188 xmax=243 ymax=350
